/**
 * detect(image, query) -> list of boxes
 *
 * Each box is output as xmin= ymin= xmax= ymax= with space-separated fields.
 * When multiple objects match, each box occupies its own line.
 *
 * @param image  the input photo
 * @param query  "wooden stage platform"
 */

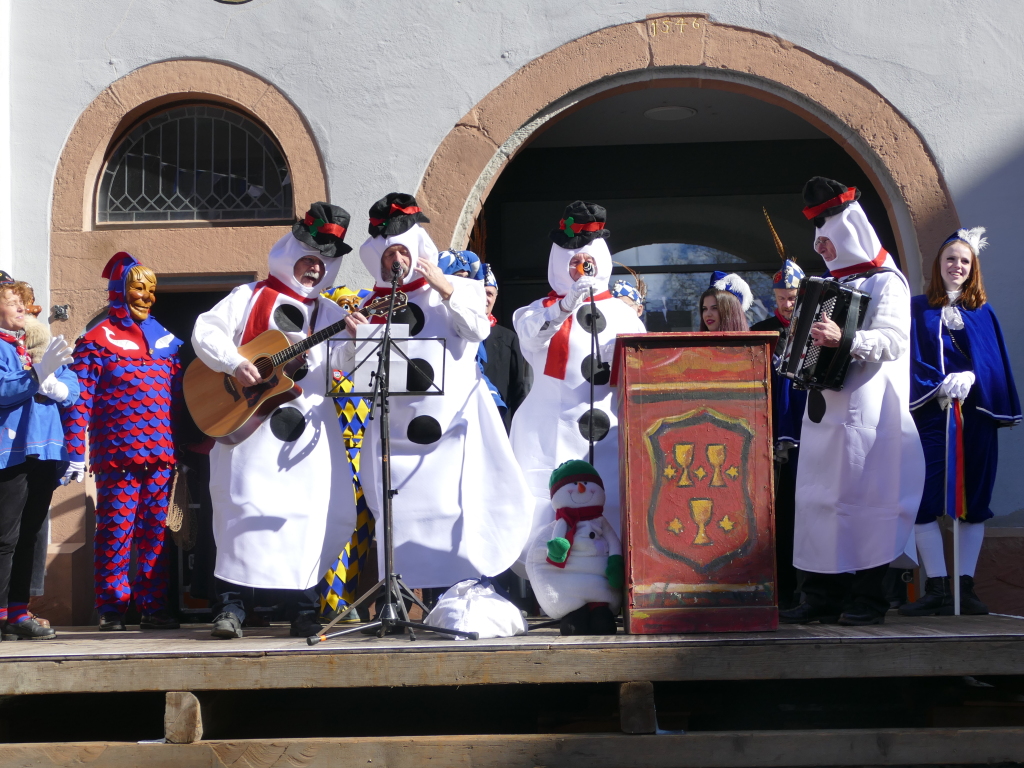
xmin=5 ymin=614 xmax=1024 ymax=696
xmin=7 ymin=615 xmax=1024 ymax=767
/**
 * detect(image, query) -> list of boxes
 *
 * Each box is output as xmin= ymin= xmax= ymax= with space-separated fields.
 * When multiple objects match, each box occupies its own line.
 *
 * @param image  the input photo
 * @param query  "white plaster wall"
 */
xmin=10 ymin=0 xmax=1024 ymax=512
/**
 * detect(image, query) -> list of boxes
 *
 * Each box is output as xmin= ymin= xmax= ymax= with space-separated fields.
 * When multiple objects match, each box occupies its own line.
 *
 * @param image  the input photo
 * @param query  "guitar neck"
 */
xmin=268 ymin=318 xmax=349 ymax=369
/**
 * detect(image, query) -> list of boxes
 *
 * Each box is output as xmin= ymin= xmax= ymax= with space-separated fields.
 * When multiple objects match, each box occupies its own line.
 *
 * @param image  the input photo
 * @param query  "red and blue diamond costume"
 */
xmin=62 ymin=253 xmax=183 ymax=615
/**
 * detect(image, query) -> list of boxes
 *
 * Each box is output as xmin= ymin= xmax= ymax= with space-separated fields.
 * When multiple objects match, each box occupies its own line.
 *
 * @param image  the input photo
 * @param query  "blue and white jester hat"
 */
xmin=611 ymin=279 xmax=642 ymax=304
xmin=763 ymin=207 xmax=804 ymax=289
xmin=710 ymin=271 xmax=753 ymax=312
xmin=484 ymin=264 xmax=498 ymax=289
xmin=438 ymin=249 xmax=485 ymax=281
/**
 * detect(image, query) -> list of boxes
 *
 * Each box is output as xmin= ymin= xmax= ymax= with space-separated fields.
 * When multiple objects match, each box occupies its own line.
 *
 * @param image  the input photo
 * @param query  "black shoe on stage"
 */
xmin=98 ymin=612 xmax=126 ymax=631
xmin=140 ymin=610 xmax=181 ymax=630
xmin=838 ymin=604 xmax=886 ymax=626
xmin=959 ymin=575 xmax=989 ymax=615
xmin=4 ymin=617 xmax=57 ymax=640
xmin=898 ymin=576 xmax=953 ymax=617
xmin=588 ymin=605 xmax=618 ymax=635
xmin=211 ymin=612 xmax=243 ymax=639
xmin=290 ymin=612 xmax=324 ymax=638
xmin=779 ymin=603 xmax=840 ymax=625
xmin=559 ymin=605 xmax=591 ymax=636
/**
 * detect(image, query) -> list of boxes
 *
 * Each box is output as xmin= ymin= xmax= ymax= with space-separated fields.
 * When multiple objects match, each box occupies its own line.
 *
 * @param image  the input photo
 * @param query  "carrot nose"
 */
xmin=577 ymin=482 xmax=587 ymax=493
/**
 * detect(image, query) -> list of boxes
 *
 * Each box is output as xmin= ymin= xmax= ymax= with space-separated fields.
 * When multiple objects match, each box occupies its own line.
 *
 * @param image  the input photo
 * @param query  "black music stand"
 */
xmin=309 ymin=276 xmax=475 ymax=644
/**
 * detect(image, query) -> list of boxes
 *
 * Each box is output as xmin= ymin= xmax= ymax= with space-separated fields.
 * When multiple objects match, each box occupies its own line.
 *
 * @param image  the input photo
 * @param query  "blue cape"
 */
xmin=910 ymin=295 xmax=1021 ymax=425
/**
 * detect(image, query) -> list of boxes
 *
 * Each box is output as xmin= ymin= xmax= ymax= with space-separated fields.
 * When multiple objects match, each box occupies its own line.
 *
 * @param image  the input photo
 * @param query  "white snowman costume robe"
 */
xmin=793 ymin=201 xmax=926 ymax=574
xmin=356 ymin=224 xmax=534 ymax=588
xmin=192 ymin=233 xmax=357 ymax=590
xmin=510 ymin=239 xmax=646 ymax=554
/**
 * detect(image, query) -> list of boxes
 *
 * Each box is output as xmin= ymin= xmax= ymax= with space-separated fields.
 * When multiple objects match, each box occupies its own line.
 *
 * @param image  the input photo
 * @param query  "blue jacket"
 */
xmin=0 ymin=339 xmax=80 ymax=468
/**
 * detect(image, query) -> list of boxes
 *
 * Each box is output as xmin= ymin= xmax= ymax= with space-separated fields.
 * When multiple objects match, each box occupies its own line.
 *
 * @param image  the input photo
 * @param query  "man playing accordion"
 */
xmin=780 ymin=177 xmax=925 ymax=627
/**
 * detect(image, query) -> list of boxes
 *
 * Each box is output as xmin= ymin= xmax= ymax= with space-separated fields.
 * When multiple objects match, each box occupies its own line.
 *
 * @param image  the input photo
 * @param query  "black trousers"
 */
xmin=0 ymin=459 xmax=62 ymax=609
xmin=211 ymin=577 xmax=318 ymax=623
xmin=799 ymin=563 xmax=890 ymax=617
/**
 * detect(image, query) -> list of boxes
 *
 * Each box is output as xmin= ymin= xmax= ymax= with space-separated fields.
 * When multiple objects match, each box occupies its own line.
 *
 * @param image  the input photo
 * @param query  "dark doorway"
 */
xmin=478 ymin=87 xmax=898 ymax=327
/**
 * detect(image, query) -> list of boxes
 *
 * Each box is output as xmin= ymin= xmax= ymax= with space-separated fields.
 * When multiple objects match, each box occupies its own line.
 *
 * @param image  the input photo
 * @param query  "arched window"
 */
xmin=97 ymin=104 xmax=292 ymax=224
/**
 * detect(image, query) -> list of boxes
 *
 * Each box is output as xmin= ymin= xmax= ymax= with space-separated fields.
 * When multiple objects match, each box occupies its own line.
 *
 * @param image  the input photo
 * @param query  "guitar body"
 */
xmin=183 ymin=330 xmax=301 ymax=443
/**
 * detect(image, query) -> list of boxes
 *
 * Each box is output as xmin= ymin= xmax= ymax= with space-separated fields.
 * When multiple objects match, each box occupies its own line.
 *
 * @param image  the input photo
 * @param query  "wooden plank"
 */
xmin=619 ymin=681 xmax=657 ymax=734
xmin=164 ymin=692 xmax=203 ymax=744
xmin=5 ymin=728 xmax=1024 ymax=768
xmin=6 ymin=636 xmax=1024 ymax=695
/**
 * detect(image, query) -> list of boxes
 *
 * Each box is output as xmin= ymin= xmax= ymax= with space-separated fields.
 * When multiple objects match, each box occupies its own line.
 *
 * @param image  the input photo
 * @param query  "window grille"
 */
xmin=97 ymin=105 xmax=292 ymax=223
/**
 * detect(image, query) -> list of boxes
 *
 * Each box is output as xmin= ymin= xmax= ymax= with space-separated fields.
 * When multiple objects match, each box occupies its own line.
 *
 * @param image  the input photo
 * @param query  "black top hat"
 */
xmin=368 ymin=193 xmax=430 ymax=238
xmin=549 ymin=200 xmax=610 ymax=249
xmin=802 ymin=177 xmax=861 ymax=228
xmin=293 ymin=202 xmax=352 ymax=258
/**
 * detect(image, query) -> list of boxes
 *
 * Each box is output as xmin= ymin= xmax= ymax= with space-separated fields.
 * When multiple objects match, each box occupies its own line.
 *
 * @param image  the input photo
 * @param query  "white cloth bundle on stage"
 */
xmin=423 ymin=579 xmax=528 ymax=640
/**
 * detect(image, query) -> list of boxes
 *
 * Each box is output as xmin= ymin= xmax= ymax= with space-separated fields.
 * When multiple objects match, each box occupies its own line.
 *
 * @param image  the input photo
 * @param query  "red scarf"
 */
xmin=543 ymin=290 xmax=613 ymax=380
xmin=241 ymin=276 xmax=314 ymax=345
xmin=488 ymin=314 xmax=497 ymax=328
xmin=828 ymin=248 xmax=889 ymax=279
xmin=774 ymin=309 xmax=791 ymax=328
xmin=0 ymin=330 xmax=29 ymax=370
xmin=547 ymin=505 xmax=605 ymax=568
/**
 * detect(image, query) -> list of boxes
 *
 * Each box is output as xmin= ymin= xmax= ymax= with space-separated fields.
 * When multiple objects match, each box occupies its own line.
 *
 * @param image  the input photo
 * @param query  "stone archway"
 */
xmin=49 ymin=58 xmax=328 ymax=331
xmin=417 ymin=14 xmax=957 ymax=291
xmin=41 ymin=59 xmax=329 ymax=625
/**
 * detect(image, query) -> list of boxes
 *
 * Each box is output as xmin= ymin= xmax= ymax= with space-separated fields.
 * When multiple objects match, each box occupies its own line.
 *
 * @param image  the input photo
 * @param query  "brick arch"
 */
xmin=49 ymin=58 xmax=328 ymax=330
xmin=417 ymin=15 xmax=957 ymax=291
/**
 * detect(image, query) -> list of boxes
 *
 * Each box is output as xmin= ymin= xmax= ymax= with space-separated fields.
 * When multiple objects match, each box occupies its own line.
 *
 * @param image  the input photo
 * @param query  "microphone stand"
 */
xmin=588 ymin=284 xmax=597 ymax=465
xmin=309 ymin=265 xmax=477 ymax=644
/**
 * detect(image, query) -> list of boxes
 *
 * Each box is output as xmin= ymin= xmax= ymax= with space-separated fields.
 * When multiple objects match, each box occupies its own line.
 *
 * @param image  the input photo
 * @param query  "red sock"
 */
xmin=7 ymin=602 xmax=28 ymax=624
xmin=0 ymin=606 xmax=7 ymax=622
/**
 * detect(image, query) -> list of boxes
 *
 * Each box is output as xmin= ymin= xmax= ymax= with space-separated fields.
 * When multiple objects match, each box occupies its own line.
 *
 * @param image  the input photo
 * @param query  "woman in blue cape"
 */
xmin=900 ymin=227 xmax=1021 ymax=616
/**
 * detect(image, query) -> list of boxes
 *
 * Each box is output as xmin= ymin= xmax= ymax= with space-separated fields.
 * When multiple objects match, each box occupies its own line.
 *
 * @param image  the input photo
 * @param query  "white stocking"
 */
xmin=915 ymin=521 xmax=947 ymax=578
xmin=957 ymin=521 xmax=985 ymax=577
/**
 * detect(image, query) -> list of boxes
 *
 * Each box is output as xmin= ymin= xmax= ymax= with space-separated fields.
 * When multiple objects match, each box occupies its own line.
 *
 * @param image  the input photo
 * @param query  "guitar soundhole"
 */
xmin=254 ymin=356 xmax=275 ymax=380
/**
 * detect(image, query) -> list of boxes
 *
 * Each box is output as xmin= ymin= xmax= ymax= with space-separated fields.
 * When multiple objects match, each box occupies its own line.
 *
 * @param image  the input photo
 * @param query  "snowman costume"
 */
xmin=356 ymin=193 xmax=533 ymax=589
xmin=511 ymin=202 xmax=646 ymax=558
xmin=525 ymin=461 xmax=623 ymax=620
xmin=793 ymin=179 xmax=925 ymax=577
xmin=192 ymin=204 xmax=357 ymax=590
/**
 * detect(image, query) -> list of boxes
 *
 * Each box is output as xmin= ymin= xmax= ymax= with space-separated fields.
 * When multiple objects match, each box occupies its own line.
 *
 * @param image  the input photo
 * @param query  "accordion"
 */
xmin=779 ymin=276 xmax=871 ymax=391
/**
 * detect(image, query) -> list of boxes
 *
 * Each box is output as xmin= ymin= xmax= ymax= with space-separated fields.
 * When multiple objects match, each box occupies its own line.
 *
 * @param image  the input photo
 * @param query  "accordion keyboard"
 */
xmin=801 ymin=295 xmax=837 ymax=372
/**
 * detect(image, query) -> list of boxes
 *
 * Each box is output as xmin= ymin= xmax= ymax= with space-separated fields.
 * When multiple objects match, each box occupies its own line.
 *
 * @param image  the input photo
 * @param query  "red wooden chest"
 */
xmin=614 ymin=332 xmax=778 ymax=634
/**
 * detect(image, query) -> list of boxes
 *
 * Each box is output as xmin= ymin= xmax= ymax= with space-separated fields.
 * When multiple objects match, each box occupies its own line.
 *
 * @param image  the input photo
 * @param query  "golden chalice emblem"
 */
xmin=689 ymin=499 xmax=713 ymax=546
xmin=673 ymin=443 xmax=694 ymax=487
xmin=707 ymin=444 xmax=727 ymax=487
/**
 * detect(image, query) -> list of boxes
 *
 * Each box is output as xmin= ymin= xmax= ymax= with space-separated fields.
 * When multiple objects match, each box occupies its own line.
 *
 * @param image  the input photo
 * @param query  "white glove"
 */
xmin=61 ymin=460 xmax=85 ymax=485
xmin=560 ymin=276 xmax=602 ymax=312
xmin=32 ymin=335 xmax=73 ymax=384
xmin=37 ymin=373 xmax=69 ymax=403
xmin=940 ymin=371 xmax=975 ymax=402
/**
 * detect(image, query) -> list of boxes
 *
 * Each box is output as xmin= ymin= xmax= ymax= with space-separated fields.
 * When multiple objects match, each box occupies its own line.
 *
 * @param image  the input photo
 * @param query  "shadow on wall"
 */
xmin=953 ymin=144 xmax=1024 ymax=516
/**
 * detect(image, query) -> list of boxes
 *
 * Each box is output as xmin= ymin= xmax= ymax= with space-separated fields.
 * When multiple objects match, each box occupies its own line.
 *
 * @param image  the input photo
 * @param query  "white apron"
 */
xmin=194 ymin=283 xmax=357 ymax=590
xmin=793 ymin=270 xmax=925 ymax=573
xmin=511 ymin=292 xmax=646 ymax=556
xmin=360 ymin=278 xmax=534 ymax=588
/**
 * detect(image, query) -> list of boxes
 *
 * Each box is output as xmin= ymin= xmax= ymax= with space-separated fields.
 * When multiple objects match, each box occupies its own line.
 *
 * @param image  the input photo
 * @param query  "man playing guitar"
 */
xmin=190 ymin=203 xmax=358 ymax=640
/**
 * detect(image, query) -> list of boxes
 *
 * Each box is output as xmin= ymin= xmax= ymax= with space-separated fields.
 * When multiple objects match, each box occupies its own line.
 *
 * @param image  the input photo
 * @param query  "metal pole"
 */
xmin=588 ymin=285 xmax=597 ymax=465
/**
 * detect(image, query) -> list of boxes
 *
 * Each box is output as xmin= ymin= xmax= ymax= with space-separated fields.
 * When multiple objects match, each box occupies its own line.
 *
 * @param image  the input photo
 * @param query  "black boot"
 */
xmin=779 ymin=602 xmax=840 ymax=625
xmin=959 ymin=575 xmax=989 ymax=615
xmin=898 ymin=576 xmax=953 ymax=616
xmin=587 ymin=605 xmax=617 ymax=635
xmin=559 ymin=605 xmax=591 ymax=636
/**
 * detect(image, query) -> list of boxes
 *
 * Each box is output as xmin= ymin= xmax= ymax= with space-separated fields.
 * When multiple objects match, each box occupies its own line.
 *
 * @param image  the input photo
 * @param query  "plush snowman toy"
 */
xmin=526 ymin=460 xmax=624 ymax=635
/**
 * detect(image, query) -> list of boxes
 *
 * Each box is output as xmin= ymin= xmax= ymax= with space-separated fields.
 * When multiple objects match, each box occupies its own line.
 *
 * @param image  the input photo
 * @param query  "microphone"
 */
xmin=577 ymin=260 xmax=595 ymax=277
xmin=392 ymin=260 xmax=404 ymax=275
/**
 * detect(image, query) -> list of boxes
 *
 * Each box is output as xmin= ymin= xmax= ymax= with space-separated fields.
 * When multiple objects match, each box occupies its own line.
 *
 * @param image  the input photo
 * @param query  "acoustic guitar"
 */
xmin=184 ymin=292 xmax=407 ymax=444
